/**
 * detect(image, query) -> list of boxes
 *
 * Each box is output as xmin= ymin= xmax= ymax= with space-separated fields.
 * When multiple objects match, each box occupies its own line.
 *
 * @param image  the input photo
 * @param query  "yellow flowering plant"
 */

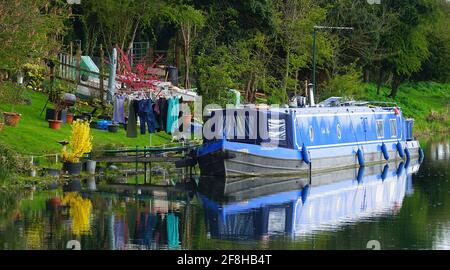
xmin=61 ymin=119 xmax=93 ymax=163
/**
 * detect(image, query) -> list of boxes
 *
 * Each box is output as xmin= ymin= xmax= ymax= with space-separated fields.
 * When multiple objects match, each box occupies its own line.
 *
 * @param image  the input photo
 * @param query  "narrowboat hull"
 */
xmin=198 ymin=140 xmax=422 ymax=178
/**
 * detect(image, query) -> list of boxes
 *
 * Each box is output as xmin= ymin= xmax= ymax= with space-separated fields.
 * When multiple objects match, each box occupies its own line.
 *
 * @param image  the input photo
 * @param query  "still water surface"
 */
xmin=0 ymin=139 xmax=448 ymax=250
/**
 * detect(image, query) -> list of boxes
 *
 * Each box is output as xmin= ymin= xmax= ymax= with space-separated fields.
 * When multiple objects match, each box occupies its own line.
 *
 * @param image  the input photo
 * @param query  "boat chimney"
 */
xmin=308 ymin=83 xmax=315 ymax=106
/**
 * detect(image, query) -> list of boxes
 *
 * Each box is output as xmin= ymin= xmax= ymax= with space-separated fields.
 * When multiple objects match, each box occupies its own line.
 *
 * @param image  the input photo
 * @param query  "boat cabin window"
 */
xmin=390 ymin=119 xmax=397 ymax=138
xmin=376 ymin=120 xmax=384 ymax=138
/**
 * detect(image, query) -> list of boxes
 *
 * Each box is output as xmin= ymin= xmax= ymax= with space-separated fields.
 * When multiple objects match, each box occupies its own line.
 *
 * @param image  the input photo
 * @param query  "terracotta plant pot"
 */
xmin=3 ymin=112 xmax=21 ymax=127
xmin=48 ymin=119 xmax=62 ymax=130
xmin=66 ymin=113 xmax=74 ymax=124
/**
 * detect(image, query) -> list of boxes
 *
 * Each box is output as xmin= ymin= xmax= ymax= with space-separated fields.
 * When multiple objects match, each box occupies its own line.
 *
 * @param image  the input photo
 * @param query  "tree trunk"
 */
xmin=250 ymin=73 xmax=257 ymax=103
xmin=184 ymin=44 xmax=190 ymax=89
xmin=364 ymin=69 xmax=370 ymax=83
xmin=294 ymin=69 xmax=299 ymax=96
xmin=283 ymin=49 xmax=290 ymax=100
xmin=376 ymin=68 xmax=383 ymax=95
xmin=389 ymin=73 xmax=402 ymax=99
xmin=245 ymin=73 xmax=252 ymax=103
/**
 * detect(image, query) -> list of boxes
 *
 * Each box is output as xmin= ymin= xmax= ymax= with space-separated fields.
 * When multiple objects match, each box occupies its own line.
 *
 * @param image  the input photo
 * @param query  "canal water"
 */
xmin=0 ymin=139 xmax=448 ymax=250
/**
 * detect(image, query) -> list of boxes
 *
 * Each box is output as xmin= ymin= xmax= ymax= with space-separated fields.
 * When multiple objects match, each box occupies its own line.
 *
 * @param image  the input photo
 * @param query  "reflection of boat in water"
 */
xmin=198 ymin=159 xmax=421 ymax=240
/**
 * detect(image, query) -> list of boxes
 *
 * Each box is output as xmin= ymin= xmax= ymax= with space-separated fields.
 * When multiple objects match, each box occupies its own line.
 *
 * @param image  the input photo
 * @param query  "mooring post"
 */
xmin=144 ymin=147 xmax=147 ymax=184
xmin=135 ymin=146 xmax=138 ymax=185
xmin=149 ymin=162 xmax=152 ymax=184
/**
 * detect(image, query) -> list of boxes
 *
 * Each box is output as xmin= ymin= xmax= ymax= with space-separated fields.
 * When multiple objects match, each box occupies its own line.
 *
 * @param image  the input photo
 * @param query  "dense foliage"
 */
xmin=1 ymin=0 xmax=449 ymax=104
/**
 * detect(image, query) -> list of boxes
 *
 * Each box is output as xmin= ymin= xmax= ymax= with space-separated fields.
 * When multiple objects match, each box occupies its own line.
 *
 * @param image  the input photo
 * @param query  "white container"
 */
xmin=86 ymin=160 xmax=97 ymax=174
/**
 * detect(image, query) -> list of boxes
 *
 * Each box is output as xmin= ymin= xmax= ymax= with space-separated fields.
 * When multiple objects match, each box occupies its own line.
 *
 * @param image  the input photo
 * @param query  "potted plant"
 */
xmin=0 ymin=81 xmax=24 ymax=127
xmin=61 ymin=119 xmax=93 ymax=175
xmin=66 ymin=107 xmax=75 ymax=124
xmin=48 ymin=98 xmax=64 ymax=129
xmin=47 ymin=81 xmax=76 ymax=129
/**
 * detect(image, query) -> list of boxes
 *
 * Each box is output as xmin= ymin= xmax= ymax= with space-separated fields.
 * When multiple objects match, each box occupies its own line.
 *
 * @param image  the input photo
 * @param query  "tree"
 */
xmin=81 ymin=0 xmax=163 ymax=56
xmin=412 ymin=0 xmax=450 ymax=83
xmin=380 ymin=0 xmax=440 ymax=98
xmin=322 ymin=0 xmax=398 ymax=94
xmin=163 ymin=4 xmax=205 ymax=89
xmin=274 ymin=0 xmax=330 ymax=102
xmin=0 ymin=0 xmax=68 ymax=73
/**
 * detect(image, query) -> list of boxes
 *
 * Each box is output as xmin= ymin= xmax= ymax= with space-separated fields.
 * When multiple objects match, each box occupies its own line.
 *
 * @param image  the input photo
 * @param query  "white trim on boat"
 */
xmin=307 ymin=139 xmax=399 ymax=149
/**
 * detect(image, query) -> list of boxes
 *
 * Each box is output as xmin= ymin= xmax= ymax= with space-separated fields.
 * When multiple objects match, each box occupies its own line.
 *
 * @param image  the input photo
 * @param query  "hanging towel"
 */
xmin=113 ymin=95 xmax=125 ymax=124
xmin=166 ymin=97 xmax=180 ymax=134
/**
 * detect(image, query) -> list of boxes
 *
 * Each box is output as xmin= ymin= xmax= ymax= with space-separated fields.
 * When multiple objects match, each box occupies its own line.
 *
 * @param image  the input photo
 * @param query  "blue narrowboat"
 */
xmin=196 ymin=97 xmax=423 ymax=177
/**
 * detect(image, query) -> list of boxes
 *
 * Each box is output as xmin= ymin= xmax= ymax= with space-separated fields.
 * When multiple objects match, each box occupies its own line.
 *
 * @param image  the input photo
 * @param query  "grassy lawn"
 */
xmin=0 ymin=89 xmax=172 ymax=155
xmin=362 ymin=82 xmax=450 ymax=137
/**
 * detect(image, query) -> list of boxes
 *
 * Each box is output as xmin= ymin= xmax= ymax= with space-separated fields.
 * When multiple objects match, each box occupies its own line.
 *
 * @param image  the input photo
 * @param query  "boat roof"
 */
xmin=207 ymin=105 xmax=398 ymax=116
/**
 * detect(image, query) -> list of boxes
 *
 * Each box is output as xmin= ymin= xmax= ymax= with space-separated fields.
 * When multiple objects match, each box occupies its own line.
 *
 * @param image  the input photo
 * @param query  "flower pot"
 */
xmin=3 ymin=112 xmax=21 ymax=127
xmin=66 ymin=113 xmax=74 ymax=124
xmin=62 ymin=162 xmax=82 ymax=175
xmin=86 ymin=160 xmax=97 ymax=174
xmin=45 ymin=108 xmax=67 ymax=123
xmin=107 ymin=124 xmax=119 ymax=133
xmin=48 ymin=119 xmax=62 ymax=130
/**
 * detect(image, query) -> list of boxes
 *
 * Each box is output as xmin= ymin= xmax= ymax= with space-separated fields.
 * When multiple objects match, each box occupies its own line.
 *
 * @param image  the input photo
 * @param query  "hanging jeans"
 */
xmin=138 ymin=99 xmax=156 ymax=134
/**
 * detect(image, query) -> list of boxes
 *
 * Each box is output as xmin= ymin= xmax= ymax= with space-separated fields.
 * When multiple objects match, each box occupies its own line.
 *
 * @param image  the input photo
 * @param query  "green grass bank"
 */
xmin=0 ymin=89 xmax=172 ymax=156
xmin=361 ymin=82 xmax=449 ymax=137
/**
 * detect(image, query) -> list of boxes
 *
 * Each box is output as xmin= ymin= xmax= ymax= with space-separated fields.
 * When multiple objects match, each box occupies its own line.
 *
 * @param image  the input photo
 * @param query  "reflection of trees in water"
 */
xmin=62 ymin=192 xmax=92 ymax=236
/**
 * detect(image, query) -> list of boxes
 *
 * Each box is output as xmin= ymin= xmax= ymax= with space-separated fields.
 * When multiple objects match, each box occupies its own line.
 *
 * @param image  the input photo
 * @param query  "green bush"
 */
xmin=0 ymin=81 xmax=26 ymax=112
xmin=23 ymin=63 xmax=46 ymax=91
xmin=0 ymin=142 xmax=31 ymax=180
xmin=321 ymin=67 xmax=363 ymax=100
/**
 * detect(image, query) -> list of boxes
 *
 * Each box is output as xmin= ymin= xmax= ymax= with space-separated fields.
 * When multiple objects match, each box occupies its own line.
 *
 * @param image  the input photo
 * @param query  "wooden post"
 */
xmin=99 ymin=44 xmax=105 ymax=105
xmin=75 ymin=46 xmax=82 ymax=85
xmin=69 ymin=42 xmax=74 ymax=80
xmin=148 ymin=47 xmax=154 ymax=65
xmin=135 ymin=146 xmax=138 ymax=185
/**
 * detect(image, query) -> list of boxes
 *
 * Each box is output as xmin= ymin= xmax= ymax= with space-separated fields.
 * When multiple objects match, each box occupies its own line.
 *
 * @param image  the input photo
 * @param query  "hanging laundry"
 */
xmin=166 ymin=96 xmax=180 ymax=134
xmin=138 ymin=99 xmax=157 ymax=134
xmin=153 ymin=102 xmax=161 ymax=131
xmin=158 ymin=98 xmax=168 ymax=132
xmin=126 ymin=99 xmax=138 ymax=138
xmin=113 ymin=94 xmax=125 ymax=124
